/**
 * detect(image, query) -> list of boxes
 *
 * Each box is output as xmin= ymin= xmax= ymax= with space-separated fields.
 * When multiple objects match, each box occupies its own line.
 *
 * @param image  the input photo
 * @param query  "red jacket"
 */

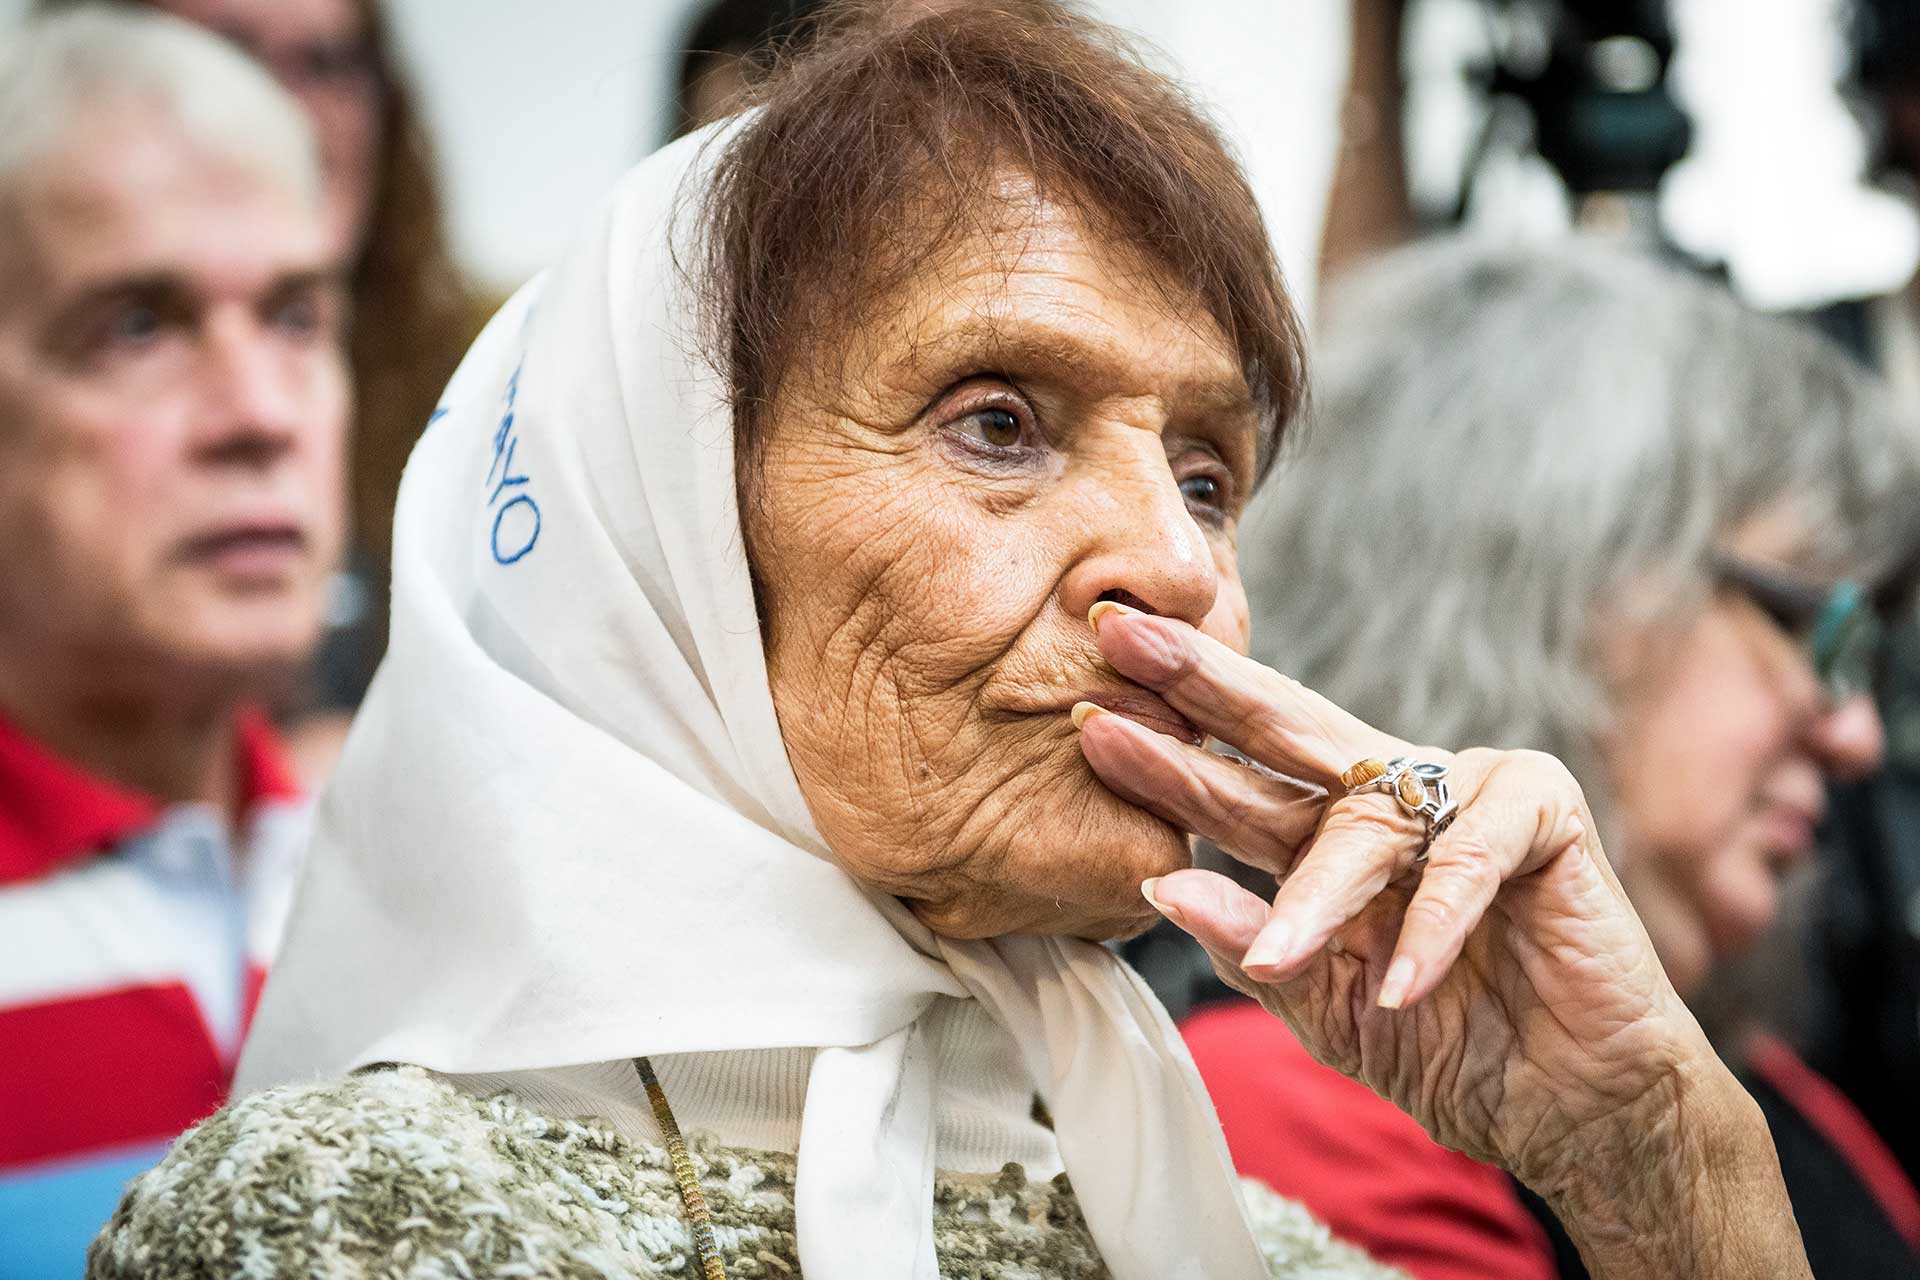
xmin=1184 ymin=1000 xmax=1556 ymax=1280
xmin=1185 ymin=999 xmax=1920 ymax=1279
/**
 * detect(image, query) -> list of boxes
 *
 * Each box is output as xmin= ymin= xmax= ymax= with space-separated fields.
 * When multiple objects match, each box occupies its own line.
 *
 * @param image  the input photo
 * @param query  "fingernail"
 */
xmin=1070 ymin=700 xmax=1107 ymax=729
xmin=1377 ymin=956 xmax=1417 ymax=1009
xmin=1088 ymin=600 xmax=1136 ymax=635
xmin=1140 ymin=877 xmax=1184 ymax=927
xmin=1241 ymin=921 xmax=1295 ymax=975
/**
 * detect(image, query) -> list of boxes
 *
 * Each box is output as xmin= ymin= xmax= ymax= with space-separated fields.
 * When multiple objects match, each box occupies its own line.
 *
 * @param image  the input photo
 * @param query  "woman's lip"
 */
xmin=1074 ymin=691 xmax=1203 ymax=746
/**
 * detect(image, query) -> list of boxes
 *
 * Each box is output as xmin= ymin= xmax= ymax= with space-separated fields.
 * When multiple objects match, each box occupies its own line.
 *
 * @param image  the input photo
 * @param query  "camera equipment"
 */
xmin=1460 ymin=0 xmax=1691 ymax=212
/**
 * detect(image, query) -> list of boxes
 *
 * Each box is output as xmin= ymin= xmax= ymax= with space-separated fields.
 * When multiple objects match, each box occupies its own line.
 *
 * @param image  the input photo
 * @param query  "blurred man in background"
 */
xmin=34 ymin=0 xmax=494 ymax=779
xmin=0 ymin=8 xmax=346 ymax=1275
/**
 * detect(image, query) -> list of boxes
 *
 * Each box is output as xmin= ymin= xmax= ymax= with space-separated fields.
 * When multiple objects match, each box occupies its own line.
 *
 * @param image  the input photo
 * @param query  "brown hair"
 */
xmin=339 ymin=0 xmax=487 ymax=576
xmin=700 ymin=0 xmax=1306 ymax=481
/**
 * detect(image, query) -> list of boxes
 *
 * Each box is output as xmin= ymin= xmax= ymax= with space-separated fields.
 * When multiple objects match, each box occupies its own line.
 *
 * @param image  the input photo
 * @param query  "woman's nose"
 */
xmin=1058 ymin=449 xmax=1219 ymax=629
xmin=1807 ymin=692 xmax=1887 ymax=782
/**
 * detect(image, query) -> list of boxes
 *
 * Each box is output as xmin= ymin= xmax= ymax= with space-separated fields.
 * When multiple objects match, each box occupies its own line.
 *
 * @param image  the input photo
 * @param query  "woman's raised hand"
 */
xmin=1075 ymin=602 xmax=1808 ymax=1280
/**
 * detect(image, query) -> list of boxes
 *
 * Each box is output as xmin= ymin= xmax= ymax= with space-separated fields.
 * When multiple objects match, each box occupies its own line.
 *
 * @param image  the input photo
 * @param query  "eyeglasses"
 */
xmin=1710 ymin=554 xmax=1889 ymax=702
xmin=214 ymin=29 xmax=385 ymax=104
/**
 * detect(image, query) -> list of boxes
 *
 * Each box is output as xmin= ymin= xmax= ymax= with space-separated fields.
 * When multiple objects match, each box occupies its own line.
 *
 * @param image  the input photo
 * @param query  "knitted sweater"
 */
xmin=87 ymin=1066 xmax=1406 ymax=1279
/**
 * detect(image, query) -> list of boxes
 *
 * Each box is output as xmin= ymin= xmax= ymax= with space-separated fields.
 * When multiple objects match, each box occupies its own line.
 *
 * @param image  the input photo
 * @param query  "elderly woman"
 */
xmin=92 ymin=6 xmax=1813 ymax=1278
xmin=1180 ymin=240 xmax=1920 ymax=1280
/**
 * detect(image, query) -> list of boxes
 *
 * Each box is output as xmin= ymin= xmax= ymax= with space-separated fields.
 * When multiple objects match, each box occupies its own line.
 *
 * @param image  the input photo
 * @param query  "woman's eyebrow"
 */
xmin=895 ymin=315 xmax=1254 ymax=414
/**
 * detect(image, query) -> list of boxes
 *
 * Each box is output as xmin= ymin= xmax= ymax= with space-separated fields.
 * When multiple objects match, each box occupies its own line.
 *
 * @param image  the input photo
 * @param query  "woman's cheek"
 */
xmin=895 ymin=506 xmax=1034 ymax=622
xmin=1204 ymin=549 xmax=1251 ymax=655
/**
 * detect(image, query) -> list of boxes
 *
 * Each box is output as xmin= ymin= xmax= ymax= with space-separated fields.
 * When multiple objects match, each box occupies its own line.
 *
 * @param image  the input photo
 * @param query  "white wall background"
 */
xmin=1666 ymin=0 xmax=1918 ymax=305
xmin=378 ymin=0 xmax=684 ymax=295
xmin=376 ymin=0 xmax=1356 ymax=314
xmin=4 ymin=0 xmax=1914 ymax=308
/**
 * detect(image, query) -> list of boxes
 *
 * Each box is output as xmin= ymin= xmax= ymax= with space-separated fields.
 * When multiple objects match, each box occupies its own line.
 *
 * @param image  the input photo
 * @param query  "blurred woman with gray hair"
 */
xmin=1180 ymin=238 xmax=1920 ymax=1280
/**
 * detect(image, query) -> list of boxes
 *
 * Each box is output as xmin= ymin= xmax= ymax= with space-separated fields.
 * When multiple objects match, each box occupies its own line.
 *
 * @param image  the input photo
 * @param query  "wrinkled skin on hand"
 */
xmin=1077 ymin=604 xmax=1727 ymax=1199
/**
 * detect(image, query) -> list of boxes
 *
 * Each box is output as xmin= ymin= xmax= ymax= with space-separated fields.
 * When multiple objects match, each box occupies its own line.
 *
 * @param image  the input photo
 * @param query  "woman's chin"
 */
xmin=912 ymin=896 xmax=1168 ymax=943
xmin=906 ymin=800 xmax=1192 ymax=940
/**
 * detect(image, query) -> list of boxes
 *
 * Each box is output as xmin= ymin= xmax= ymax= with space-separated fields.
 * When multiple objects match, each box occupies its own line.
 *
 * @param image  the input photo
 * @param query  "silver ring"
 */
xmin=1355 ymin=756 xmax=1456 ymax=865
xmin=1411 ymin=780 xmax=1457 ymax=865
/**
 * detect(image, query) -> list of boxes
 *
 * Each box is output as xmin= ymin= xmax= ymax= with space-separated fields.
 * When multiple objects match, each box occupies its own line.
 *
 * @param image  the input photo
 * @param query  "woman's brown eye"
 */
xmin=968 ymin=407 xmax=1024 ymax=448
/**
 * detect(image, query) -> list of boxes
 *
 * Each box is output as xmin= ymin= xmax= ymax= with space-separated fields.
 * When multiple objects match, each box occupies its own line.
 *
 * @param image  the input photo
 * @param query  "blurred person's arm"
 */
xmin=1318 ymin=0 xmax=1414 ymax=290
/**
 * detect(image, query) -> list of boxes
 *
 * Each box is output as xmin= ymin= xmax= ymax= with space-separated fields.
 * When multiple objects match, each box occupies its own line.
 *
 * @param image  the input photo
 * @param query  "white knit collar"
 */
xmin=442 ymin=998 xmax=1064 ymax=1178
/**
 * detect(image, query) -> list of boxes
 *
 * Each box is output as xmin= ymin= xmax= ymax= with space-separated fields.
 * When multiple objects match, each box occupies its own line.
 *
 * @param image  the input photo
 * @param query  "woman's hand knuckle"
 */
xmin=1457 ymin=746 xmax=1502 ymax=771
xmin=1508 ymin=748 xmax=1578 ymax=791
xmin=1211 ymin=780 xmax=1286 ymax=864
xmin=1442 ymin=826 xmax=1499 ymax=867
xmin=1155 ymin=626 xmax=1204 ymax=684
xmin=1404 ymin=893 xmax=1460 ymax=934
xmin=1169 ymin=751 xmax=1211 ymax=801
xmin=1326 ymin=803 xmax=1406 ymax=849
xmin=1241 ymin=701 xmax=1293 ymax=753
xmin=1199 ymin=769 xmax=1242 ymax=821
xmin=1549 ymin=807 xmax=1598 ymax=861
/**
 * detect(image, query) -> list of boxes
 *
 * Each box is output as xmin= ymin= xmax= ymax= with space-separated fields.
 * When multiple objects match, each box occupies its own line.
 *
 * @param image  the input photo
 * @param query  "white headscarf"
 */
xmin=240 ymin=125 xmax=1269 ymax=1280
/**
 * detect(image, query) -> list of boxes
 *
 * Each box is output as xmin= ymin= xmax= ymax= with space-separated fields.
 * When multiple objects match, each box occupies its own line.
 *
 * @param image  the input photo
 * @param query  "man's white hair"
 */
xmin=0 ymin=3 xmax=319 ymax=205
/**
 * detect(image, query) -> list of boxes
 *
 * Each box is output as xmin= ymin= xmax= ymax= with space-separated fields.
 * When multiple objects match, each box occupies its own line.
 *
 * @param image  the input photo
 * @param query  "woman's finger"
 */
xmin=1369 ymin=810 xmax=1509 ymax=1010
xmin=1237 ymin=795 xmax=1424 ymax=982
xmin=1075 ymin=705 xmax=1324 ymax=872
xmin=1379 ymin=752 xmax=1591 ymax=1008
xmin=1089 ymin=603 xmax=1391 ymax=782
xmin=1141 ymin=867 xmax=1271 ymax=960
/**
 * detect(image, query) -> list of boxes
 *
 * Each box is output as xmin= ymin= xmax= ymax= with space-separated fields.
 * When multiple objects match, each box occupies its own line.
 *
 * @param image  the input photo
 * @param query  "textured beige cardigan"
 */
xmin=89 ymin=1066 xmax=1408 ymax=1279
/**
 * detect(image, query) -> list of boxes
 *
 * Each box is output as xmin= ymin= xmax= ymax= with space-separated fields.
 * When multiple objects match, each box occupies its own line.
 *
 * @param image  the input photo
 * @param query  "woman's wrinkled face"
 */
xmin=747 ymin=180 xmax=1258 ymax=940
xmin=1607 ymin=514 xmax=1886 ymax=996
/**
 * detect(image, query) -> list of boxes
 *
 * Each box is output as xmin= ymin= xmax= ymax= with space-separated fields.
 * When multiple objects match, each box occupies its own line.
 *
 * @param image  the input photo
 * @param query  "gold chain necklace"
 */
xmin=633 ymin=1056 xmax=728 ymax=1280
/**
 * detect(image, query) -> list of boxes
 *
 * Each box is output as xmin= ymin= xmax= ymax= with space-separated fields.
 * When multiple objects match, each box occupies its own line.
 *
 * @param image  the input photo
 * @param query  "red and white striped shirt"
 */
xmin=0 ymin=712 xmax=309 ymax=1278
